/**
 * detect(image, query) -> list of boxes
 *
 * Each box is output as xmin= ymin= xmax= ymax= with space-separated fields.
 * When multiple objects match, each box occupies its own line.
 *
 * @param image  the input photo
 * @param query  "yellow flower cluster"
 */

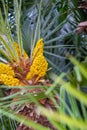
xmin=0 ymin=38 xmax=48 ymax=86
xmin=26 ymin=55 xmax=48 ymax=81
xmin=14 ymin=42 xmax=29 ymax=59
xmin=0 ymin=74 xmax=19 ymax=86
xmin=32 ymin=38 xmax=44 ymax=58
xmin=0 ymin=63 xmax=14 ymax=76
xmin=0 ymin=63 xmax=19 ymax=86
xmin=26 ymin=38 xmax=48 ymax=81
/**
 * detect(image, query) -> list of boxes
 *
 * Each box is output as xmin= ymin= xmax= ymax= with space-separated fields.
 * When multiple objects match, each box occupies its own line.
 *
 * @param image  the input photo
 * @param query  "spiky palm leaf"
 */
xmin=2 ymin=0 xmax=86 ymax=74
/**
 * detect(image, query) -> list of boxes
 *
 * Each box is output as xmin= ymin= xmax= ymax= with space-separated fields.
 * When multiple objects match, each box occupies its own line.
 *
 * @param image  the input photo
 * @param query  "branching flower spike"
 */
xmin=0 ymin=63 xmax=14 ymax=76
xmin=0 ymin=63 xmax=20 ymax=86
xmin=26 ymin=38 xmax=48 ymax=81
xmin=32 ymin=38 xmax=44 ymax=58
xmin=26 ymin=54 xmax=48 ymax=81
xmin=0 ymin=38 xmax=48 ymax=86
xmin=0 ymin=74 xmax=19 ymax=86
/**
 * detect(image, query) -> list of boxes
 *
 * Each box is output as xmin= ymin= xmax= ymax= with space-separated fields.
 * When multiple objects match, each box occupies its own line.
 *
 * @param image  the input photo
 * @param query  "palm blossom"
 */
xmin=0 ymin=0 xmax=87 ymax=130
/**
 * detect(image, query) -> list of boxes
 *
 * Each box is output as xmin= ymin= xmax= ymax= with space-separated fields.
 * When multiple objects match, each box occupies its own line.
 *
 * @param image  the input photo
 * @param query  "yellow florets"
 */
xmin=32 ymin=38 xmax=44 ymax=58
xmin=26 ymin=55 xmax=48 ymax=81
xmin=26 ymin=38 xmax=48 ymax=81
xmin=0 ymin=74 xmax=19 ymax=86
xmin=0 ymin=62 xmax=19 ymax=86
xmin=0 ymin=38 xmax=48 ymax=86
xmin=0 ymin=63 xmax=14 ymax=76
xmin=14 ymin=42 xmax=29 ymax=59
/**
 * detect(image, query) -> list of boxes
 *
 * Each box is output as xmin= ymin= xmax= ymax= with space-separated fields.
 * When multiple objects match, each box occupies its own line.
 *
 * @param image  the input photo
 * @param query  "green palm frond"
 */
xmin=0 ymin=116 xmax=17 ymax=130
xmin=21 ymin=0 xmax=83 ymax=74
xmin=2 ymin=0 xmax=85 ymax=74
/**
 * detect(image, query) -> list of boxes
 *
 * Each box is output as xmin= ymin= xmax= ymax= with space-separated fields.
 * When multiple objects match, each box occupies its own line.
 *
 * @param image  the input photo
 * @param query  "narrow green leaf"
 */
xmin=40 ymin=107 xmax=87 ymax=130
xmin=0 ymin=107 xmax=49 ymax=130
xmin=0 ymin=36 xmax=16 ymax=61
xmin=69 ymin=56 xmax=87 ymax=79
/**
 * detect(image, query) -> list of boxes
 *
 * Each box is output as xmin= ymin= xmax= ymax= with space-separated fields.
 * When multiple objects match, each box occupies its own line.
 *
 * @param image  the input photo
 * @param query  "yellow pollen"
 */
xmin=0 ymin=63 xmax=14 ymax=76
xmin=0 ymin=74 xmax=19 ymax=86
xmin=32 ymin=38 xmax=44 ymax=58
xmin=26 ymin=55 xmax=48 ymax=81
xmin=14 ymin=42 xmax=29 ymax=59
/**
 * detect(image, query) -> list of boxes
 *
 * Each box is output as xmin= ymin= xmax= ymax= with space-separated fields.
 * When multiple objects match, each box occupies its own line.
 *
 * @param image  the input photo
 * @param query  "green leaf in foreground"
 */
xmin=40 ymin=107 xmax=87 ymax=130
xmin=0 ymin=107 xmax=49 ymax=130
